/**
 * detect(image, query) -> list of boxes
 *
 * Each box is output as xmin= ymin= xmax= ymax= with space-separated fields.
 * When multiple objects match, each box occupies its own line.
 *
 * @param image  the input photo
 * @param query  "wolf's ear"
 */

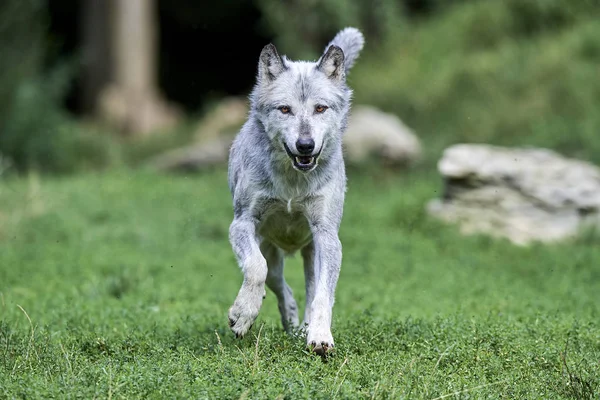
xmin=258 ymin=43 xmax=285 ymax=83
xmin=317 ymin=45 xmax=345 ymax=81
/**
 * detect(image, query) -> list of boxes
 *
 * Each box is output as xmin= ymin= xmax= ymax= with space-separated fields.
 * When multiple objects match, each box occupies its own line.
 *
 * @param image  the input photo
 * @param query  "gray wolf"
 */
xmin=227 ymin=27 xmax=364 ymax=355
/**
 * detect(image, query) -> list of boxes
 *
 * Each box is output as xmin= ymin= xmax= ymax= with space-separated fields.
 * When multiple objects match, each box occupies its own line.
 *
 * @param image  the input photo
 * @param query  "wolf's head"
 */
xmin=250 ymin=28 xmax=364 ymax=173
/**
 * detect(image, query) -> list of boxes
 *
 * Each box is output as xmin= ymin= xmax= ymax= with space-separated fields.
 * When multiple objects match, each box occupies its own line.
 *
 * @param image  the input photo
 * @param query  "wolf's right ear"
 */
xmin=258 ymin=44 xmax=285 ymax=83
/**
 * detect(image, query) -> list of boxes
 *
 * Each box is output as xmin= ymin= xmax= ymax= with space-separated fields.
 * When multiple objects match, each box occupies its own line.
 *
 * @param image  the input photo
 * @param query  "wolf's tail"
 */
xmin=325 ymin=27 xmax=365 ymax=72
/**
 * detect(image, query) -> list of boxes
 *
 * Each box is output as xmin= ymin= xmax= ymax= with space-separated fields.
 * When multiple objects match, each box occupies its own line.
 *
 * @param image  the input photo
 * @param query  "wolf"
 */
xmin=227 ymin=27 xmax=364 ymax=355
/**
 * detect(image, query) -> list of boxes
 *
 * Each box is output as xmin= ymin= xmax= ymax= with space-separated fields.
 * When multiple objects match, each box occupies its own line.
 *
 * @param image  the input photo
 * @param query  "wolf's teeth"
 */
xmin=295 ymin=157 xmax=301 ymax=163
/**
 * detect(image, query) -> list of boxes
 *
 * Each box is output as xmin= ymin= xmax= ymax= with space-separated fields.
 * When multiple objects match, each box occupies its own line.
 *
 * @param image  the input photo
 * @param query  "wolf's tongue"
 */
xmin=297 ymin=156 xmax=312 ymax=165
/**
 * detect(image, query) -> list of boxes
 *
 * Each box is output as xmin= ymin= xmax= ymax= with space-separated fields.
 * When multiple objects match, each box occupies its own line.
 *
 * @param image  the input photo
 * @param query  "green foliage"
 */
xmin=0 ymin=0 xmax=46 ymax=131
xmin=255 ymin=0 xmax=405 ymax=59
xmin=350 ymin=0 xmax=600 ymax=163
xmin=1 ymin=170 xmax=598 ymax=398
xmin=0 ymin=68 xmax=121 ymax=173
xmin=0 ymin=0 xmax=119 ymax=174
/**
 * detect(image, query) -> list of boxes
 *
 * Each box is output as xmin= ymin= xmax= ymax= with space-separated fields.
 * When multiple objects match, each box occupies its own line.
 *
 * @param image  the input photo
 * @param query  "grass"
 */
xmin=0 ymin=167 xmax=599 ymax=399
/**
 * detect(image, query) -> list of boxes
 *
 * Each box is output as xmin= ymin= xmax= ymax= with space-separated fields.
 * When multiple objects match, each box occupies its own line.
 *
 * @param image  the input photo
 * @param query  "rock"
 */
xmin=148 ymin=97 xmax=247 ymax=172
xmin=344 ymin=106 xmax=421 ymax=166
xmin=148 ymin=137 xmax=231 ymax=173
xmin=193 ymin=97 xmax=248 ymax=142
xmin=427 ymin=144 xmax=600 ymax=245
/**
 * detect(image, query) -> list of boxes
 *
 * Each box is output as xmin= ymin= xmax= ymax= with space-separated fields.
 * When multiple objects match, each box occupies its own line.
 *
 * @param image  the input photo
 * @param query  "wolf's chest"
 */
xmin=258 ymin=199 xmax=312 ymax=253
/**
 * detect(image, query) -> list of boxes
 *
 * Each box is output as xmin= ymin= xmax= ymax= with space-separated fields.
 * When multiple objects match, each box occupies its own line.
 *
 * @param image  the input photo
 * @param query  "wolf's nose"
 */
xmin=296 ymin=138 xmax=315 ymax=155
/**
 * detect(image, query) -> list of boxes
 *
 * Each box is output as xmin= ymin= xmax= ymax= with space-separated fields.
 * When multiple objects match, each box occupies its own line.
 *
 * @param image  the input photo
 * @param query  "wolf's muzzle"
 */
xmin=283 ymin=142 xmax=321 ymax=172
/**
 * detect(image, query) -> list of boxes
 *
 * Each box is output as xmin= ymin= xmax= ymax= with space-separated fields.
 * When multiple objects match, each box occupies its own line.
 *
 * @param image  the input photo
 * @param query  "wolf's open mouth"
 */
xmin=283 ymin=143 xmax=320 ymax=172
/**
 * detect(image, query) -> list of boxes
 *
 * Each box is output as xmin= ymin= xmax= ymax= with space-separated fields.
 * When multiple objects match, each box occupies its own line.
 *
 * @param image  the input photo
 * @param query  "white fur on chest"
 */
xmin=258 ymin=197 xmax=312 ymax=253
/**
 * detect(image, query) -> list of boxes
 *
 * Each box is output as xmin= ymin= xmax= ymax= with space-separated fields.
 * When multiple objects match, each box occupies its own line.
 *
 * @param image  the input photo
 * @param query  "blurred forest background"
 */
xmin=1 ymin=0 xmax=599 ymax=174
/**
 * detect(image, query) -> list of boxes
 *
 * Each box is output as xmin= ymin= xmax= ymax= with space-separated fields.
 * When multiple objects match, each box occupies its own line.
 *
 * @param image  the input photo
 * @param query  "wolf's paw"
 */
xmin=228 ymin=303 xmax=258 ymax=338
xmin=307 ymin=326 xmax=334 ymax=357
xmin=228 ymin=286 xmax=264 ymax=338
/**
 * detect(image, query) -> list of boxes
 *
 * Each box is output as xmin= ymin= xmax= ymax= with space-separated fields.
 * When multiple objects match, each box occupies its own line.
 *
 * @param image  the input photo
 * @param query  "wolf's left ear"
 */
xmin=258 ymin=43 xmax=285 ymax=83
xmin=317 ymin=45 xmax=345 ymax=82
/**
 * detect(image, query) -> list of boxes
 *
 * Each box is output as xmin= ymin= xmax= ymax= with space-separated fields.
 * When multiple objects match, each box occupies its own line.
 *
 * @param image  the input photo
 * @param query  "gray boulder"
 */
xmin=344 ymin=106 xmax=421 ymax=166
xmin=148 ymin=137 xmax=232 ymax=173
xmin=192 ymin=97 xmax=248 ymax=142
xmin=148 ymin=97 xmax=247 ymax=172
xmin=427 ymin=144 xmax=600 ymax=245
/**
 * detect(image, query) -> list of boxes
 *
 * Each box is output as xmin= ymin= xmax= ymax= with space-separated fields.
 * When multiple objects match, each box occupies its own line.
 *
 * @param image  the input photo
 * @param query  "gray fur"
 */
xmin=321 ymin=27 xmax=365 ymax=71
xmin=227 ymin=27 xmax=364 ymax=355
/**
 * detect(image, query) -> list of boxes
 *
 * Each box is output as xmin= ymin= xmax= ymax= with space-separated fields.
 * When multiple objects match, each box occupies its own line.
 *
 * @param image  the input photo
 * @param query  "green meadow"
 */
xmin=1 ymin=169 xmax=598 ymax=398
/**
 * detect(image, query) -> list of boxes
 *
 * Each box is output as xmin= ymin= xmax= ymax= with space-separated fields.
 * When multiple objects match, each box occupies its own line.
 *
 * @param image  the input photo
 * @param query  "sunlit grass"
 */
xmin=0 ymin=168 xmax=598 ymax=398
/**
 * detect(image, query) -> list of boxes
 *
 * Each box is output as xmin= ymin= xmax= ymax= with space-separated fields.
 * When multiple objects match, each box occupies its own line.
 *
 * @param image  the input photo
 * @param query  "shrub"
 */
xmin=350 ymin=0 xmax=600 ymax=163
xmin=255 ymin=0 xmax=405 ymax=59
xmin=0 ymin=0 xmax=119 ymax=174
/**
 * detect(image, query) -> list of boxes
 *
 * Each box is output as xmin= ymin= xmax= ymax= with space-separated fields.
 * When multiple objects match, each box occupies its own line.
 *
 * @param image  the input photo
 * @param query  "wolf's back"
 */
xmin=324 ymin=27 xmax=365 ymax=72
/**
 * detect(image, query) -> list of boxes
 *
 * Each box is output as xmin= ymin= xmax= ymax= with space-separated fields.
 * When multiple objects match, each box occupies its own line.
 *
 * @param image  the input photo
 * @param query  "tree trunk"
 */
xmin=95 ymin=0 xmax=179 ymax=136
xmin=113 ymin=0 xmax=156 ymax=95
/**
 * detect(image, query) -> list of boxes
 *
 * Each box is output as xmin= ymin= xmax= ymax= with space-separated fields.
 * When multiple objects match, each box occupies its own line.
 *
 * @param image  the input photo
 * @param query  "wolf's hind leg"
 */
xmin=262 ymin=241 xmax=299 ymax=333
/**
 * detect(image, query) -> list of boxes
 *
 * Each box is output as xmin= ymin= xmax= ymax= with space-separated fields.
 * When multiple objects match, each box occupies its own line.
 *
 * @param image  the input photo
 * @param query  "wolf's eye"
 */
xmin=315 ymin=105 xmax=328 ymax=114
xmin=278 ymin=106 xmax=291 ymax=114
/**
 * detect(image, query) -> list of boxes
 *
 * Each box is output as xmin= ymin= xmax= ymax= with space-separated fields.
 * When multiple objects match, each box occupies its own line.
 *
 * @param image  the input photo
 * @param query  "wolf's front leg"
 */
xmin=301 ymin=242 xmax=316 ymax=328
xmin=228 ymin=218 xmax=267 ymax=338
xmin=306 ymin=228 xmax=342 ymax=355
